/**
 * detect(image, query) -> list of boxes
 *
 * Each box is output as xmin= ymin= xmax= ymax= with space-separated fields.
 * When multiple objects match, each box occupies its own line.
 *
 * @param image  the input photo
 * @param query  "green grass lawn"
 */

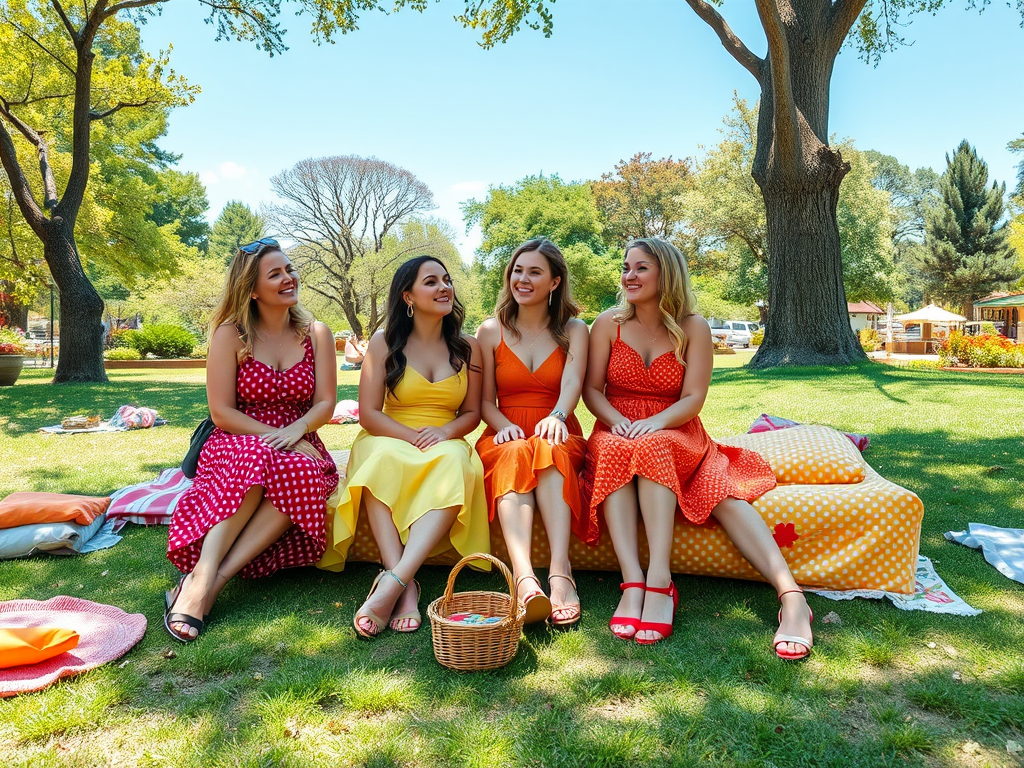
xmin=1 ymin=355 xmax=1023 ymax=767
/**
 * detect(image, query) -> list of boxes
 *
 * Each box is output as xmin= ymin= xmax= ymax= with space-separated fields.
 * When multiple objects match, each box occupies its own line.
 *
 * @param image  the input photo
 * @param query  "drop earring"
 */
xmin=548 ymin=290 xmax=553 ymax=307
xmin=406 ymin=303 xmax=414 ymax=318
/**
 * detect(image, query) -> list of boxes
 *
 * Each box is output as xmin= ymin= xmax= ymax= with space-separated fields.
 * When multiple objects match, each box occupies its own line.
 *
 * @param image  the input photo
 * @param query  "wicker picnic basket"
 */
xmin=427 ymin=553 xmax=526 ymax=671
xmin=61 ymin=415 xmax=101 ymax=430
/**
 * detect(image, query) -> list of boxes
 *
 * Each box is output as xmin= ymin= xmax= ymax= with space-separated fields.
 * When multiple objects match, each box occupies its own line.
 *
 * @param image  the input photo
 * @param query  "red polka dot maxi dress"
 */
xmin=168 ymin=336 xmax=339 ymax=578
xmin=582 ymin=326 xmax=776 ymax=526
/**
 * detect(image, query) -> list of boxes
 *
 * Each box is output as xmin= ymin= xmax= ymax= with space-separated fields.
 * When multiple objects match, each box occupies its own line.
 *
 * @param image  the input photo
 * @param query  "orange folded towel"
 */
xmin=0 ymin=627 xmax=80 ymax=669
xmin=0 ymin=492 xmax=110 ymax=529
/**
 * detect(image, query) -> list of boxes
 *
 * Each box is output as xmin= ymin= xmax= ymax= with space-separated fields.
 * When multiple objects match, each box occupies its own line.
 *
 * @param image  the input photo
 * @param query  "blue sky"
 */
xmin=141 ymin=0 xmax=1024 ymax=257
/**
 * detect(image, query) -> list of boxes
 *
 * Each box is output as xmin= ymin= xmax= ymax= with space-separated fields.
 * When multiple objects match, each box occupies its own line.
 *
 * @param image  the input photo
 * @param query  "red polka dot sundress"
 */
xmin=168 ymin=335 xmax=339 ymax=578
xmin=582 ymin=325 xmax=776 ymax=526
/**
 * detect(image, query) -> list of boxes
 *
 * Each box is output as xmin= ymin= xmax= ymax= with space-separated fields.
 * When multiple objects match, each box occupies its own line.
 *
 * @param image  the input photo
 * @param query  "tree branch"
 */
xmin=752 ymin=0 xmax=801 ymax=171
xmin=3 ymin=18 xmax=77 ymax=76
xmin=681 ymin=0 xmax=764 ymax=80
xmin=0 ymin=97 xmax=60 ymax=209
xmin=828 ymin=0 xmax=869 ymax=56
xmin=0 ymin=120 xmax=47 ymax=238
xmin=50 ymin=0 xmax=81 ymax=40
xmin=100 ymin=0 xmax=165 ymax=20
xmin=89 ymin=99 xmax=158 ymax=120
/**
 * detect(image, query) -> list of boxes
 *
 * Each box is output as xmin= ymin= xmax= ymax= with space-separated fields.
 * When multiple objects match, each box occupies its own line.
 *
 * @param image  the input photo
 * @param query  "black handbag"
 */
xmin=182 ymin=416 xmax=215 ymax=479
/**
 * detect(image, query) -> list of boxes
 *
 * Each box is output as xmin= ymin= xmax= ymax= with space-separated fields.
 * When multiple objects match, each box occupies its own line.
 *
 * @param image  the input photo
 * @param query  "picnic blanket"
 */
xmin=107 ymin=468 xmax=191 ymax=526
xmin=811 ymin=555 xmax=981 ymax=615
xmin=945 ymin=523 xmax=1024 ymax=586
xmin=748 ymin=413 xmax=870 ymax=452
xmin=40 ymin=405 xmax=166 ymax=434
xmin=329 ymin=399 xmax=359 ymax=424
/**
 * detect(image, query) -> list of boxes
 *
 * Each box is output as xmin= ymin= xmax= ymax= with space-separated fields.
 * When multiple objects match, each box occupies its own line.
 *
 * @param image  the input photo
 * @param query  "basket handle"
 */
xmin=441 ymin=552 xmax=517 ymax=618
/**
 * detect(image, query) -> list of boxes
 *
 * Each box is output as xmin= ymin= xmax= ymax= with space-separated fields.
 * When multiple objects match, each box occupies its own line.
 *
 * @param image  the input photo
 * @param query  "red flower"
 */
xmin=773 ymin=522 xmax=799 ymax=549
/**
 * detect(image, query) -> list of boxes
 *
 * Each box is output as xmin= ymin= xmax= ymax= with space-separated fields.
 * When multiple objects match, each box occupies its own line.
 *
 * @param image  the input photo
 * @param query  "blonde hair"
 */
xmin=495 ymin=238 xmax=580 ymax=354
xmin=209 ymin=243 xmax=314 ymax=362
xmin=614 ymin=237 xmax=697 ymax=363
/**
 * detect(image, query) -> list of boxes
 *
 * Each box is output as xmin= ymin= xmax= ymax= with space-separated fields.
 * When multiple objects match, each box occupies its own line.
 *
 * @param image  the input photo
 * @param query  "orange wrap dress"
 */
xmin=475 ymin=336 xmax=595 ymax=545
xmin=583 ymin=326 xmax=776 ymax=526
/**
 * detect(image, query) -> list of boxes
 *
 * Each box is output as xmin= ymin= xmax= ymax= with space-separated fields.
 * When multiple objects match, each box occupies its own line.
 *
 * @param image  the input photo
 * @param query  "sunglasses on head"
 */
xmin=239 ymin=237 xmax=279 ymax=255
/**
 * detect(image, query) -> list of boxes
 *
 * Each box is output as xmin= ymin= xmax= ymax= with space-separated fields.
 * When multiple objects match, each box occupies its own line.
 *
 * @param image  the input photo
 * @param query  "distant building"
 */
xmin=848 ymin=301 xmax=884 ymax=333
xmin=973 ymin=292 xmax=1024 ymax=340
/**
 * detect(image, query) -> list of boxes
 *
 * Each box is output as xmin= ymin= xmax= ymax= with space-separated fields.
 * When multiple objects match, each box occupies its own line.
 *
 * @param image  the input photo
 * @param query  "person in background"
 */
xmin=342 ymin=335 xmax=367 ymax=370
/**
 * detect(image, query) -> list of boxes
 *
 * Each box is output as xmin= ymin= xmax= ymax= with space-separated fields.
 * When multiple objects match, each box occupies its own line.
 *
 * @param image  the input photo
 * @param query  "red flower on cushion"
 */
xmin=773 ymin=522 xmax=799 ymax=548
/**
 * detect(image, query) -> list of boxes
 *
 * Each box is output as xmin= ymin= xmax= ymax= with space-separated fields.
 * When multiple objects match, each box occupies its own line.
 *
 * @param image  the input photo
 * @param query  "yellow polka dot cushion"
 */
xmin=326 ymin=436 xmax=924 ymax=594
xmin=717 ymin=424 xmax=867 ymax=485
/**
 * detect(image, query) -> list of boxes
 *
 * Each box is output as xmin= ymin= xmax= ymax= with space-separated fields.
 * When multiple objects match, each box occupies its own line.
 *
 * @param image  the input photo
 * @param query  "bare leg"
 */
xmin=535 ymin=467 xmax=579 ymax=620
xmin=355 ymin=499 xmax=459 ymax=635
xmin=362 ymin=489 xmax=420 ymax=631
xmin=634 ymin=477 xmax=678 ymax=643
xmin=496 ymin=490 xmax=543 ymax=604
xmin=712 ymin=497 xmax=812 ymax=656
xmin=603 ymin=478 xmax=644 ymax=638
xmin=205 ymin=497 xmax=294 ymax=605
xmin=169 ymin=485 xmax=265 ymax=638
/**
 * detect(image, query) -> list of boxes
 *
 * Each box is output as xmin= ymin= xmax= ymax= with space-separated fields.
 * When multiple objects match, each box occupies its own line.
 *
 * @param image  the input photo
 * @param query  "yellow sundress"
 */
xmin=317 ymin=367 xmax=490 ymax=571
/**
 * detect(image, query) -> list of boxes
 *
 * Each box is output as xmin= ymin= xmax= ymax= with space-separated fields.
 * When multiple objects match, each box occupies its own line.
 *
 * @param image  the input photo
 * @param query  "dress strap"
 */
xmin=499 ymin=323 xmax=505 ymax=343
xmin=616 ymin=323 xmax=621 ymax=341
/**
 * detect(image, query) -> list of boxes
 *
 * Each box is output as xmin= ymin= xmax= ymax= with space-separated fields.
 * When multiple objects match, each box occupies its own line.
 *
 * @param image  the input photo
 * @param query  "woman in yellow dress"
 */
xmin=319 ymin=256 xmax=489 ymax=638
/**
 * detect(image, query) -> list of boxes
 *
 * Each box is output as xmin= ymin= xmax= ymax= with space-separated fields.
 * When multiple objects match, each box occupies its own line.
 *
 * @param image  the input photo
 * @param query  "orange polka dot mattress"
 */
xmin=327 ymin=424 xmax=924 ymax=594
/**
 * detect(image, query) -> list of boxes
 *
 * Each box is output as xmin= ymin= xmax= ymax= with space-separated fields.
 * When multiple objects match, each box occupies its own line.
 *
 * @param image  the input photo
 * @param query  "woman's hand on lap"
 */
xmin=610 ymin=419 xmax=633 ymax=437
xmin=535 ymin=416 xmax=568 ymax=445
xmin=262 ymin=420 xmax=307 ymax=450
xmin=494 ymin=425 xmax=526 ymax=444
xmin=414 ymin=425 xmax=450 ymax=450
xmin=624 ymin=417 xmax=665 ymax=439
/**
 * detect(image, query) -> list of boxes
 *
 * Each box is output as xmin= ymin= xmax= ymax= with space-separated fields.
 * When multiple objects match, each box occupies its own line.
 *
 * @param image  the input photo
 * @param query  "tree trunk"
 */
xmin=747 ymin=27 xmax=865 ymax=369
xmin=44 ymin=220 xmax=107 ymax=383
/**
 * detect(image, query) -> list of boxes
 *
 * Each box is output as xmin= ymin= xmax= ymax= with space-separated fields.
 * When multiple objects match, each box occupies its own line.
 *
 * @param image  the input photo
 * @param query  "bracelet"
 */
xmin=549 ymin=409 xmax=567 ymax=422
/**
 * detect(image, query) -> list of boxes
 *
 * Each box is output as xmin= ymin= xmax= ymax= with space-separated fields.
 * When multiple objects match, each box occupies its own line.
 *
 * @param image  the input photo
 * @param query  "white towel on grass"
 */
xmin=945 ymin=523 xmax=1024 ymax=586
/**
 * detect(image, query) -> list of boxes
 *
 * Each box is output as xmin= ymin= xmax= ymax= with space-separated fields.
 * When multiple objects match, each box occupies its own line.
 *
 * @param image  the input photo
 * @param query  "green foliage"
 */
xmin=148 ymin=170 xmax=212 ymax=252
xmin=592 ymin=152 xmax=692 ymax=249
xmin=687 ymin=98 xmax=897 ymax=307
xmin=916 ymin=141 xmax=1020 ymax=314
xmin=131 ymin=323 xmax=196 ymax=358
xmin=209 ymin=201 xmax=266 ymax=264
xmin=0 ymin=326 xmax=26 ymax=354
xmin=463 ymin=174 xmax=613 ymax=312
xmin=123 ymin=255 xmax=226 ymax=339
xmin=109 ymin=328 xmax=138 ymax=349
xmin=860 ymin=327 xmax=880 ymax=352
xmin=103 ymin=346 xmax=142 ymax=361
xmin=939 ymin=330 xmax=1024 ymax=368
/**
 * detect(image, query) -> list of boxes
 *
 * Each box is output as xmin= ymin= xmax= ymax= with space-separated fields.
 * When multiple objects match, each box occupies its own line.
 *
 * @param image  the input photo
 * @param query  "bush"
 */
xmin=132 ymin=324 xmax=196 ymax=358
xmin=109 ymin=328 xmax=139 ymax=349
xmin=980 ymin=321 xmax=999 ymax=336
xmin=859 ymin=327 xmax=880 ymax=352
xmin=189 ymin=343 xmax=208 ymax=360
xmin=939 ymin=331 xmax=1023 ymax=368
xmin=104 ymin=347 xmax=142 ymax=361
xmin=751 ymin=329 xmax=764 ymax=346
xmin=0 ymin=328 xmax=26 ymax=355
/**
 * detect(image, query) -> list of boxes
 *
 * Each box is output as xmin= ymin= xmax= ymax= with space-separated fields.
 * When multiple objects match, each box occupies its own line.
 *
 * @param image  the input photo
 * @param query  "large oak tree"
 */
xmin=326 ymin=0 xmax=1022 ymax=367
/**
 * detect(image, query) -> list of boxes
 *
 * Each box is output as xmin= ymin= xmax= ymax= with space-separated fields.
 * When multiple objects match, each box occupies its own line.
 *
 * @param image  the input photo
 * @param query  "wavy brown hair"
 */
xmin=209 ymin=242 xmax=313 ymax=362
xmin=383 ymin=256 xmax=473 ymax=399
xmin=495 ymin=238 xmax=580 ymax=354
xmin=614 ymin=238 xmax=696 ymax=364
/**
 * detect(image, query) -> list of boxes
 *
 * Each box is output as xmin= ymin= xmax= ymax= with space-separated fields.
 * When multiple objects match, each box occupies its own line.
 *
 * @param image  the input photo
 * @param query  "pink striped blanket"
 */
xmin=107 ymin=468 xmax=191 ymax=526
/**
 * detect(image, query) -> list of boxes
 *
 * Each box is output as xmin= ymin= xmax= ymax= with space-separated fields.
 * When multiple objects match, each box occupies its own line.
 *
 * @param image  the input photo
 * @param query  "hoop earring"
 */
xmin=406 ymin=303 xmax=414 ymax=318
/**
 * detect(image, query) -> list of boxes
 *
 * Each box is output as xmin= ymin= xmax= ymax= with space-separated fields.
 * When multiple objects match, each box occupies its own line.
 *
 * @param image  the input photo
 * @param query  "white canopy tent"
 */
xmin=894 ymin=304 xmax=967 ymax=324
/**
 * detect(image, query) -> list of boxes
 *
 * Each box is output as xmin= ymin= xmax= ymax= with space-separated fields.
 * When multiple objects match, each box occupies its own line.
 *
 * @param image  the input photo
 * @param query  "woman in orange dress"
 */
xmin=476 ymin=239 xmax=590 ymax=626
xmin=582 ymin=238 xmax=814 ymax=659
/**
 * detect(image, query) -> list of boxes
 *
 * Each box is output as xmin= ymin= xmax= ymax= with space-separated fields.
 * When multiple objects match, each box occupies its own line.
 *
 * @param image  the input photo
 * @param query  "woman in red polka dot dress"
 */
xmin=582 ymin=238 xmax=813 ymax=659
xmin=165 ymin=239 xmax=339 ymax=642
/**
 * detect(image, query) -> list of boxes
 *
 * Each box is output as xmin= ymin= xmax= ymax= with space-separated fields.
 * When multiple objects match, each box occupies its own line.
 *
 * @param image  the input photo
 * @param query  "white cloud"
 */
xmin=219 ymin=161 xmax=248 ymax=180
xmin=199 ymin=171 xmax=220 ymax=186
xmin=449 ymin=180 xmax=488 ymax=197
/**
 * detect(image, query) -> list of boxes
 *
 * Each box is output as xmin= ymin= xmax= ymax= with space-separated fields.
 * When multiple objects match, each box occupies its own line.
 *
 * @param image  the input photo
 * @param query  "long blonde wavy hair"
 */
xmin=495 ymin=238 xmax=580 ymax=354
xmin=209 ymin=242 xmax=314 ymax=362
xmin=615 ymin=238 xmax=697 ymax=364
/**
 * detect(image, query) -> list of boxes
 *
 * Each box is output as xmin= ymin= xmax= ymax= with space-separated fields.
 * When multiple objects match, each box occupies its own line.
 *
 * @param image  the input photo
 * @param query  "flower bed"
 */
xmin=938 ymin=331 xmax=1024 ymax=369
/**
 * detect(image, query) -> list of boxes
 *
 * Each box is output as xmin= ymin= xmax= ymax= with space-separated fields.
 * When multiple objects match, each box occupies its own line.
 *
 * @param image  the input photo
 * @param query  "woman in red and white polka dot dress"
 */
xmin=165 ymin=239 xmax=339 ymax=643
xmin=582 ymin=238 xmax=813 ymax=659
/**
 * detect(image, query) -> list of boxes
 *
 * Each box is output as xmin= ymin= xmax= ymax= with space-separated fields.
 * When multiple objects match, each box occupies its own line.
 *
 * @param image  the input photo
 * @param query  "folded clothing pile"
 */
xmin=0 ymin=493 xmax=120 ymax=559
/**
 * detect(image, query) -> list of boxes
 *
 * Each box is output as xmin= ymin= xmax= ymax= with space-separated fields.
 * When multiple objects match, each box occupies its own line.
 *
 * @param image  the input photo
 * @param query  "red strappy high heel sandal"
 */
xmin=635 ymin=581 xmax=679 ymax=645
xmin=774 ymin=588 xmax=814 ymax=661
xmin=609 ymin=582 xmax=645 ymax=640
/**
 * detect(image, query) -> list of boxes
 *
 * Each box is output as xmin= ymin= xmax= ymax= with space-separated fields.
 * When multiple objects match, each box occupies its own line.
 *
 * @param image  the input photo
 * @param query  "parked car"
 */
xmin=707 ymin=318 xmax=730 ymax=346
xmin=723 ymin=320 xmax=759 ymax=348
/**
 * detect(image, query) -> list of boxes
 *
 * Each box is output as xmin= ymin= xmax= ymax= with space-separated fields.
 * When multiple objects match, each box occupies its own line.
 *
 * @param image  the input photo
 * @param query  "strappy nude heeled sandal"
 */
xmin=353 ymin=570 xmax=405 ymax=639
xmin=773 ymin=588 xmax=814 ymax=661
xmin=389 ymin=579 xmax=422 ymax=633
xmin=515 ymin=574 xmax=552 ymax=625
xmin=547 ymin=572 xmax=581 ymax=628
